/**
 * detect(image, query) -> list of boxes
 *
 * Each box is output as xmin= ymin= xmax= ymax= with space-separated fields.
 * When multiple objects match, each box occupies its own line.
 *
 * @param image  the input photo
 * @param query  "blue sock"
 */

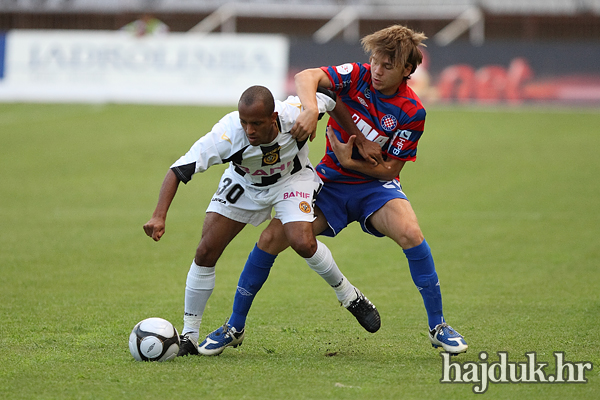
xmin=403 ymin=240 xmax=444 ymax=330
xmin=228 ymin=244 xmax=276 ymax=331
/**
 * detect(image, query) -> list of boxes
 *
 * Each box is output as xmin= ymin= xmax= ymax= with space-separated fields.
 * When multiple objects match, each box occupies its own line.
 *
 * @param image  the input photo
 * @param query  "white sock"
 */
xmin=182 ymin=261 xmax=215 ymax=342
xmin=304 ymin=241 xmax=357 ymax=307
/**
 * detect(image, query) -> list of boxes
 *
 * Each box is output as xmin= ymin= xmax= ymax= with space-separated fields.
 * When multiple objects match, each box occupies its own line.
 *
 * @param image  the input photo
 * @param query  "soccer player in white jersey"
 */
xmin=143 ymin=86 xmax=380 ymax=357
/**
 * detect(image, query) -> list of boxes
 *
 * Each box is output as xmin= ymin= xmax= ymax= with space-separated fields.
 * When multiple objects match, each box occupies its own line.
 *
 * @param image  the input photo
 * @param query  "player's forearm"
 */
xmin=340 ymin=159 xmax=404 ymax=181
xmin=328 ymin=95 xmax=384 ymax=167
xmin=152 ymin=169 xmax=180 ymax=219
xmin=295 ymin=69 xmax=327 ymax=113
xmin=328 ymin=96 xmax=363 ymax=138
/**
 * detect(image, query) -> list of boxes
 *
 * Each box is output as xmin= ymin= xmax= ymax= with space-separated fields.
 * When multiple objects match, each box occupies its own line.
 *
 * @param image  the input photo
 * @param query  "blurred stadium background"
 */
xmin=1 ymin=0 xmax=599 ymax=105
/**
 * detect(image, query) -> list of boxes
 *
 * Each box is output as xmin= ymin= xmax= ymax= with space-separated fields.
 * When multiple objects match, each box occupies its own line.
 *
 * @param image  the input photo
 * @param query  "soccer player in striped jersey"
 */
xmin=143 ymin=85 xmax=380 ymax=357
xmin=204 ymin=25 xmax=468 ymax=356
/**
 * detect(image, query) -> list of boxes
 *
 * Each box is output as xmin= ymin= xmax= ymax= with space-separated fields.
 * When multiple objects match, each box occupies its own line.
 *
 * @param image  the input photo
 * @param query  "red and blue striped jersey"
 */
xmin=316 ymin=62 xmax=426 ymax=184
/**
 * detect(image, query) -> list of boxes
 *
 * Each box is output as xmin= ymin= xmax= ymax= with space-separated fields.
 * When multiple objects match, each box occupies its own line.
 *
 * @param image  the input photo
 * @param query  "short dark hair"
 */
xmin=238 ymin=85 xmax=275 ymax=115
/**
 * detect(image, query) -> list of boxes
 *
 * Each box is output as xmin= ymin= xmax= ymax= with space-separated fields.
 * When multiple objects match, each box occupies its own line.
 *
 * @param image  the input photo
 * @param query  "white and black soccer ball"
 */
xmin=129 ymin=317 xmax=180 ymax=362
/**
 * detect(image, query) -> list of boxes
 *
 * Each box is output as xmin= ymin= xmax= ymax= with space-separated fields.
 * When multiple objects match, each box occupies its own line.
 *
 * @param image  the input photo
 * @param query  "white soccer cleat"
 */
xmin=198 ymin=322 xmax=245 ymax=356
xmin=429 ymin=323 xmax=468 ymax=355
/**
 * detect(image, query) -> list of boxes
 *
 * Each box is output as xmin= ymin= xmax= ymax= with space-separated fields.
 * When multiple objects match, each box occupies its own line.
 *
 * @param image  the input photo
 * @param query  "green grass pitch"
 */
xmin=1 ymin=102 xmax=598 ymax=399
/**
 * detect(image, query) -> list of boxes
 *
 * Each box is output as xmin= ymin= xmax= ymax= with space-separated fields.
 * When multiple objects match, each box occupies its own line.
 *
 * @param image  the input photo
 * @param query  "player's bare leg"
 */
xmin=195 ymin=212 xmax=247 ymax=267
xmin=256 ymin=206 xmax=329 ymax=255
xmin=369 ymin=199 xmax=467 ymax=354
xmin=367 ymin=198 xmax=423 ymax=250
xmin=179 ymin=212 xmax=246 ymax=356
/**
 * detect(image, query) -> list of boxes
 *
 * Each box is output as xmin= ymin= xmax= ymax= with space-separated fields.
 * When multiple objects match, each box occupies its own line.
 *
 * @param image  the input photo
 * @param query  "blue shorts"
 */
xmin=315 ymin=179 xmax=408 ymax=237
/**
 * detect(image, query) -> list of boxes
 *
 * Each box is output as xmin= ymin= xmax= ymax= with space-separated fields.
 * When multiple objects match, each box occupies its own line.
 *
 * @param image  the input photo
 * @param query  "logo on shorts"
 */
xmin=284 ymin=191 xmax=310 ymax=199
xmin=381 ymin=114 xmax=398 ymax=131
xmin=299 ymin=201 xmax=311 ymax=213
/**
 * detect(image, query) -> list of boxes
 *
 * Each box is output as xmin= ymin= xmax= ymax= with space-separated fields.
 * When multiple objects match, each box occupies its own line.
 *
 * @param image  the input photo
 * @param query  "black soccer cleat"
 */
xmin=177 ymin=333 xmax=200 ymax=357
xmin=345 ymin=289 xmax=381 ymax=333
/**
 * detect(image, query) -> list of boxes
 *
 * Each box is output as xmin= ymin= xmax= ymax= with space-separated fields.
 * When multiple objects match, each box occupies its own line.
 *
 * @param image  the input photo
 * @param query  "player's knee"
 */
xmin=406 ymin=227 xmax=425 ymax=248
xmin=194 ymin=245 xmax=220 ymax=267
xmin=258 ymin=227 xmax=289 ymax=255
xmin=396 ymin=224 xmax=424 ymax=249
xmin=258 ymin=227 xmax=277 ymax=247
xmin=289 ymin=236 xmax=317 ymax=259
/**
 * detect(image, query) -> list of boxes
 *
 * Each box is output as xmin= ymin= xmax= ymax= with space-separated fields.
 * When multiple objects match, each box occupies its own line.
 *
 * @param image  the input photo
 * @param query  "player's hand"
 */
xmin=326 ymin=127 xmax=354 ymax=167
xmin=143 ymin=217 xmax=166 ymax=242
xmin=355 ymin=137 xmax=387 ymax=168
xmin=290 ymin=109 xmax=319 ymax=141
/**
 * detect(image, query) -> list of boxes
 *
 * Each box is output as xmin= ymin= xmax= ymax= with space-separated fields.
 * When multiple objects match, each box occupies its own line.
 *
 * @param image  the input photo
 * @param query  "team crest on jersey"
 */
xmin=380 ymin=114 xmax=398 ymax=132
xmin=263 ymin=153 xmax=279 ymax=165
xmin=261 ymin=144 xmax=281 ymax=166
xmin=299 ymin=201 xmax=311 ymax=214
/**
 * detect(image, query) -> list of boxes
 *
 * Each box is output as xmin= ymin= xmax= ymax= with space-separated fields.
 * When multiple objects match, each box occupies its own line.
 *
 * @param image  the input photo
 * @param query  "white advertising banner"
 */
xmin=0 ymin=30 xmax=289 ymax=105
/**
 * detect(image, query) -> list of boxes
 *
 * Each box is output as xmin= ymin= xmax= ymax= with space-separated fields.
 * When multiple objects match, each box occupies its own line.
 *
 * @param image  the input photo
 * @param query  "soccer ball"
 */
xmin=129 ymin=317 xmax=180 ymax=362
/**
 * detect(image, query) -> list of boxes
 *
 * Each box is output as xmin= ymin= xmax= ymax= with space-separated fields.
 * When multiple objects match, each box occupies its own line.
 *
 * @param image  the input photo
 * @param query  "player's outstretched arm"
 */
xmin=326 ymin=128 xmax=404 ymax=181
xmin=291 ymin=68 xmax=332 ymax=142
xmin=143 ymin=169 xmax=180 ymax=242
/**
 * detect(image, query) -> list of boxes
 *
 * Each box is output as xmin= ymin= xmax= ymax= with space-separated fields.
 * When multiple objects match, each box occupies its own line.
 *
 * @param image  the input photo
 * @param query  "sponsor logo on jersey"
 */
xmin=220 ymin=133 xmax=231 ymax=143
xmin=381 ymin=114 xmax=398 ymax=131
xmin=351 ymin=113 xmax=390 ymax=148
xmin=396 ymin=129 xmax=411 ymax=140
xmin=287 ymin=101 xmax=302 ymax=110
xmin=391 ymin=129 xmax=412 ymax=155
xmin=299 ymin=201 xmax=311 ymax=213
xmin=358 ymin=96 xmax=369 ymax=108
xmin=284 ymin=191 xmax=310 ymax=199
xmin=237 ymin=160 xmax=293 ymax=176
xmin=335 ymin=79 xmax=352 ymax=90
xmin=364 ymin=87 xmax=371 ymax=99
xmin=336 ymin=63 xmax=354 ymax=75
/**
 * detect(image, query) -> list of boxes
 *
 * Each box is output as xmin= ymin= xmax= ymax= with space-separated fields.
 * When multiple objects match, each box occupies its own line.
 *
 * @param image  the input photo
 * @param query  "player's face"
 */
xmin=238 ymin=102 xmax=278 ymax=146
xmin=370 ymin=54 xmax=412 ymax=96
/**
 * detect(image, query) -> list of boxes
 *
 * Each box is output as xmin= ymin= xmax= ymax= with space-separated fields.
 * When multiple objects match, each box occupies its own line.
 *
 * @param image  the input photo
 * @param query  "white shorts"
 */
xmin=205 ymin=166 xmax=322 ymax=226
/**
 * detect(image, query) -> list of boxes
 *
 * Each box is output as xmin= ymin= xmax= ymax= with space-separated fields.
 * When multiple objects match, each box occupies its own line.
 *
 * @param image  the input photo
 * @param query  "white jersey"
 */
xmin=171 ymin=92 xmax=336 ymax=188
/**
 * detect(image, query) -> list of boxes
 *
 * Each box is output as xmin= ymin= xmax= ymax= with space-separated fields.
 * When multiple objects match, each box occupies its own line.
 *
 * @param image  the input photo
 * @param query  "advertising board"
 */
xmin=0 ymin=30 xmax=289 ymax=105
